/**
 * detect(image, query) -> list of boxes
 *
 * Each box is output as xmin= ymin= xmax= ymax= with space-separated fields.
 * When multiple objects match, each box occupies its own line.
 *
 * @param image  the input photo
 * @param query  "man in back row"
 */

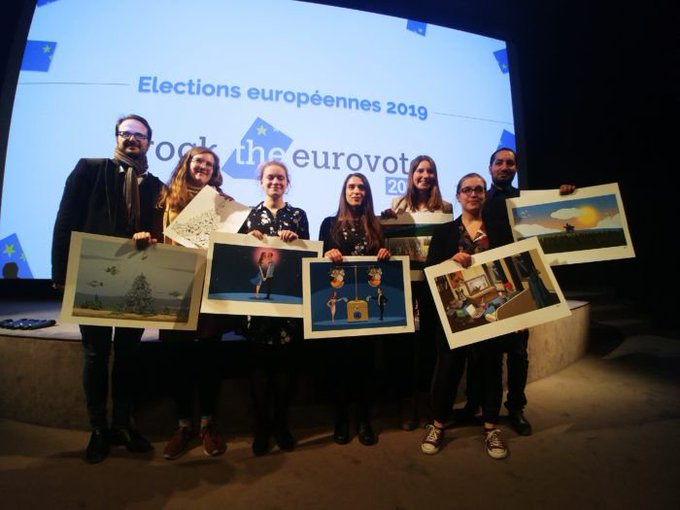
xmin=52 ymin=114 xmax=165 ymax=463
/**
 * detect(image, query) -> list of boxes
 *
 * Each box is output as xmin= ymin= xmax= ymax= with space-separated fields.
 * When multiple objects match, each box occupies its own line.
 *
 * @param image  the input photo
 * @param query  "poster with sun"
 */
xmin=506 ymin=183 xmax=635 ymax=265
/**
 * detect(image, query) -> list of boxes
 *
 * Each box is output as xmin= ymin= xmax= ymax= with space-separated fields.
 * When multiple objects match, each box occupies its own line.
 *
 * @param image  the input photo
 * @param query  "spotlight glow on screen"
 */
xmin=0 ymin=0 xmax=516 ymax=279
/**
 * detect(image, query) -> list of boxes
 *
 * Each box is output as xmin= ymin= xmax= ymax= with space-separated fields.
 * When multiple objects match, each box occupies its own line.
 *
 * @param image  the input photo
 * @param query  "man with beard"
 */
xmin=458 ymin=147 xmax=574 ymax=437
xmin=52 ymin=114 xmax=165 ymax=463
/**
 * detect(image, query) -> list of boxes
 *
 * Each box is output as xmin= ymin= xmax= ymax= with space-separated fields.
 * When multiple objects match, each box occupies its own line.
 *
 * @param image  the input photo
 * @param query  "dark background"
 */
xmin=1 ymin=0 xmax=676 ymax=321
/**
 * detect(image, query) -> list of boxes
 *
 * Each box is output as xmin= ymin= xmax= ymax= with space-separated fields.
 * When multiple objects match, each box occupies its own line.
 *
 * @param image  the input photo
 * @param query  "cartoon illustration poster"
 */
xmin=302 ymin=256 xmax=414 ymax=339
xmin=425 ymin=237 xmax=571 ymax=349
xmin=60 ymin=232 xmax=205 ymax=330
xmin=381 ymin=211 xmax=453 ymax=281
xmin=506 ymin=183 xmax=635 ymax=265
xmin=201 ymin=232 xmax=323 ymax=318
xmin=163 ymin=186 xmax=252 ymax=250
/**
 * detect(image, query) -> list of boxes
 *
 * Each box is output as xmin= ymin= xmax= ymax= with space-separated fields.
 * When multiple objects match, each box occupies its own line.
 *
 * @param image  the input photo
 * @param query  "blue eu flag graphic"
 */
xmin=493 ymin=48 xmax=509 ymax=74
xmin=497 ymin=130 xmax=516 ymax=151
xmin=222 ymin=118 xmax=293 ymax=179
xmin=21 ymin=40 xmax=57 ymax=72
xmin=1 ymin=233 xmax=33 ymax=279
xmin=37 ymin=0 xmax=60 ymax=6
xmin=406 ymin=20 xmax=427 ymax=36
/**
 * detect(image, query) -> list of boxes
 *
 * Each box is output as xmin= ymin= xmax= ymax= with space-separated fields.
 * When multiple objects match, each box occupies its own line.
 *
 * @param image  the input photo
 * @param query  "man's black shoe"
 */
xmin=508 ymin=412 xmax=533 ymax=436
xmin=357 ymin=422 xmax=378 ymax=446
xmin=85 ymin=429 xmax=109 ymax=464
xmin=109 ymin=427 xmax=154 ymax=453
xmin=333 ymin=420 xmax=351 ymax=445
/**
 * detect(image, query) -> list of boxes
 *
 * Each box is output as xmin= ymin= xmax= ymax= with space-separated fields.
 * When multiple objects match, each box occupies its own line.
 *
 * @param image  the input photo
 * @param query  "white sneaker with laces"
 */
xmin=421 ymin=424 xmax=444 ymax=455
xmin=485 ymin=428 xmax=508 ymax=459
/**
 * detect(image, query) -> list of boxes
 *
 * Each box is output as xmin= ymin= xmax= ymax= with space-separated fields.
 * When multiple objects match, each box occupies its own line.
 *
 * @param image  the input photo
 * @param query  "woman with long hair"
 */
xmin=384 ymin=155 xmax=452 ymax=215
xmin=158 ymin=146 xmax=231 ymax=460
xmin=381 ymin=155 xmax=452 ymax=431
xmin=318 ymin=172 xmax=391 ymax=446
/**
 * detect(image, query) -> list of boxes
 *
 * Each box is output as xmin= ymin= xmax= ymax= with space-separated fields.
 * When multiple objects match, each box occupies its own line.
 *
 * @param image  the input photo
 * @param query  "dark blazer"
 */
xmin=482 ymin=184 xmax=520 ymax=248
xmin=51 ymin=158 xmax=164 ymax=285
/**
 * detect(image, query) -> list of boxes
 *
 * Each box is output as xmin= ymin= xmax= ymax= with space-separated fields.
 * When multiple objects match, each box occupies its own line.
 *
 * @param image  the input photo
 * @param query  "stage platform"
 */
xmin=0 ymin=299 xmax=590 ymax=433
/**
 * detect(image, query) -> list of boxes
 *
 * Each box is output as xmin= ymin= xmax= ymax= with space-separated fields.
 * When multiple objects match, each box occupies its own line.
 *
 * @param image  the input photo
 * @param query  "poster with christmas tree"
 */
xmin=60 ymin=232 xmax=205 ymax=330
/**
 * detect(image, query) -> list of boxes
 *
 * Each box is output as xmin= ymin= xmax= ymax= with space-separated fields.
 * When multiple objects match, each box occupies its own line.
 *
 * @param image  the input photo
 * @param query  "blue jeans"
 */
xmin=80 ymin=325 xmax=143 ymax=430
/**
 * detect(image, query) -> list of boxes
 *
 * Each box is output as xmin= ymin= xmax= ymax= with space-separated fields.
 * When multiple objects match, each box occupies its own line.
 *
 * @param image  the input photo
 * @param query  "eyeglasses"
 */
xmin=191 ymin=156 xmax=214 ymax=169
xmin=459 ymin=185 xmax=485 ymax=195
xmin=117 ymin=131 xmax=149 ymax=141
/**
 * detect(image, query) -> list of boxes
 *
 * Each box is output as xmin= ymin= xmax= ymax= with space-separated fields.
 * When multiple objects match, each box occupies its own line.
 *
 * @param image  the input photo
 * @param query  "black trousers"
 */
xmin=249 ymin=341 xmax=297 ymax=434
xmin=80 ymin=325 xmax=143 ymax=430
xmin=326 ymin=339 xmax=375 ymax=424
xmin=466 ymin=330 xmax=529 ymax=414
xmin=165 ymin=334 xmax=222 ymax=422
xmin=501 ymin=330 xmax=530 ymax=412
xmin=430 ymin=331 xmax=504 ymax=425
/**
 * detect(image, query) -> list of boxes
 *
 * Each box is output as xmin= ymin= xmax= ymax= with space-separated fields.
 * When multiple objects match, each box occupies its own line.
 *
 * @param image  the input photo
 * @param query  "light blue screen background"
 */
xmin=1 ymin=0 xmax=515 ymax=278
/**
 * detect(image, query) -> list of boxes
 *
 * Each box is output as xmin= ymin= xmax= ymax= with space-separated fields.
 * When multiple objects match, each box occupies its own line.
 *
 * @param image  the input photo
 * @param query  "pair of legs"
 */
xmin=80 ymin=325 xmax=152 ymax=463
xmin=327 ymin=338 xmax=378 ymax=445
xmin=250 ymin=340 xmax=298 ymax=454
xmin=465 ymin=330 xmax=531 ymax=435
xmin=162 ymin=317 xmax=229 ymax=460
xmin=80 ymin=325 xmax=143 ymax=430
xmin=165 ymin=334 xmax=222 ymax=427
xmin=424 ymin=332 xmax=505 ymax=457
xmin=395 ymin=282 xmax=438 ymax=429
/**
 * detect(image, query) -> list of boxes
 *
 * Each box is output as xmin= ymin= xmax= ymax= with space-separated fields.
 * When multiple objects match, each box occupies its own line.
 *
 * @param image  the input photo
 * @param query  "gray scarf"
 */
xmin=113 ymin=148 xmax=149 ymax=230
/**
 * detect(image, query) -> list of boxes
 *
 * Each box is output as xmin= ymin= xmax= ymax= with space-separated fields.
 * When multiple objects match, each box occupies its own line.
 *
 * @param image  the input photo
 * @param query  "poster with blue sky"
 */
xmin=60 ymin=232 xmax=205 ymax=330
xmin=506 ymin=183 xmax=635 ymax=265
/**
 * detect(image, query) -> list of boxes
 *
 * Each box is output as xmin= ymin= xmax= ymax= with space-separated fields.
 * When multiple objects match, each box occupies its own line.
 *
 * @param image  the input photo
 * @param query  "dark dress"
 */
xmin=318 ymin=216 xmax=382 ymax=427
xmin=239 ymin=202 xmax=309 ymax=440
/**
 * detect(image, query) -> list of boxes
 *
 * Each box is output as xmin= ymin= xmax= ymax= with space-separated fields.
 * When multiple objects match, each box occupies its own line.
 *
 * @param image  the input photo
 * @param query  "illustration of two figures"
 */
xmin=252 ymin=251 xmax=275 ymax=299
xmin=326 ymin=287 xmax=387 ymax=322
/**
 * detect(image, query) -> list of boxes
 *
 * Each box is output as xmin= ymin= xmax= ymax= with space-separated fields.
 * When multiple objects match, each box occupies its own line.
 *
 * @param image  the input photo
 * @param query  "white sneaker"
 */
xmin=485 ymin=428 xmax=508 ymax=459
xmin=421 ymin=424 xmax=444 ymax=455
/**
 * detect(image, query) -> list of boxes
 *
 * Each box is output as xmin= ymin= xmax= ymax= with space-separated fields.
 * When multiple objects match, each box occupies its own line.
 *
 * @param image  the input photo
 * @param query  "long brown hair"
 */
xmin=157 ymin=146 xmax=222 ymax=212
xmin=331 ymin=172 xmax=383 ymax=253
xmin=394 ymin=155 xmax=446 ymax=212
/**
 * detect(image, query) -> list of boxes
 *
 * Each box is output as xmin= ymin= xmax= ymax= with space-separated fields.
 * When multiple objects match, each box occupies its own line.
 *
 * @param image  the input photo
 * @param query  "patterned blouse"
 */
xmin=335 ymin=219 xmax=370 ymax=255
xmin=240 ymin=202 xmax=309 ymax=240
xmin=318 ymin=217 xmax=381 ymax=256
xmin=458 ymin=221 xmax=489 ymax=255
xmin=239 ymin=201 xmax=309 ymax=345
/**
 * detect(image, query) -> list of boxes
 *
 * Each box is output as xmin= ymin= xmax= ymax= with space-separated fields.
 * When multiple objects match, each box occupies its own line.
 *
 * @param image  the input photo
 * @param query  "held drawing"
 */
xmin=302 ymin=256 xmax=414 ymax=339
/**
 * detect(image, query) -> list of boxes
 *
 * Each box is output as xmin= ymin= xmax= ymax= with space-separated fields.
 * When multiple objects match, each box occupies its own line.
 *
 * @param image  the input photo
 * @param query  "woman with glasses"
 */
xmin=156 ymin=146 xmax=232 ymax=460
xmin=381 ymin=156 xmax=452 ymax=431
xmin=238 ymin=160 xmax=309 ymax=456
xmin=420 ymin=172 xmax=508 ymax=460
xmin=319 ymin=172 xmax=391 ymax=446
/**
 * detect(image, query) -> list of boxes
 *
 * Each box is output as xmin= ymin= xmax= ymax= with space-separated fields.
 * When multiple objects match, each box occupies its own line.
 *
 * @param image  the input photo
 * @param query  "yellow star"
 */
xmin=3 ymin=243 xmax=16 ymax=257
xmin=256 ymin=125 xmax=267 ymax=136
xmin=21 ymin=253 xmax=27 ymax=261
xmin=42 ymin=44 xmax=52 ymax=54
